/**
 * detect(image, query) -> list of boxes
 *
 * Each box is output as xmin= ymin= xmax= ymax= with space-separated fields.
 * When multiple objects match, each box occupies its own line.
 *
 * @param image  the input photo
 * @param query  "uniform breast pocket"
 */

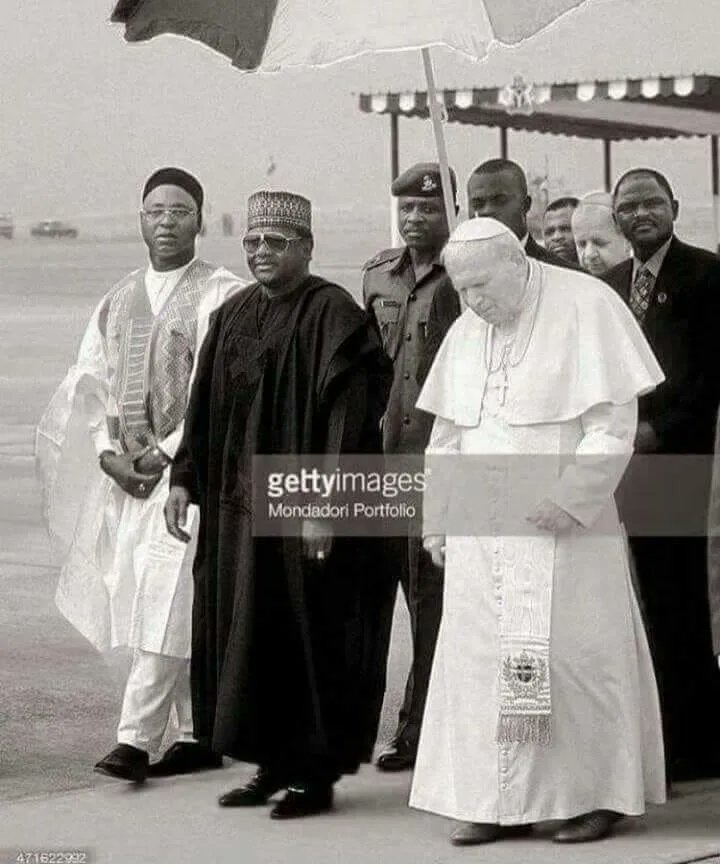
xmin=373 ymin=299 xmax=401 ymax=350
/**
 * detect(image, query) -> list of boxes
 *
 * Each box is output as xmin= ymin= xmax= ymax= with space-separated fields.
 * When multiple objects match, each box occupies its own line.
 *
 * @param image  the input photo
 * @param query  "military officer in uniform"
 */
xmin=363 ymin=162 xmax=458 ymax=771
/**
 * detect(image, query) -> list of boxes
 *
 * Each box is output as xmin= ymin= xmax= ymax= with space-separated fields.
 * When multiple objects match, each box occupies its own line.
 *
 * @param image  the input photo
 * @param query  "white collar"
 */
xmin=146 ymin=256 xmax=197 ymax=283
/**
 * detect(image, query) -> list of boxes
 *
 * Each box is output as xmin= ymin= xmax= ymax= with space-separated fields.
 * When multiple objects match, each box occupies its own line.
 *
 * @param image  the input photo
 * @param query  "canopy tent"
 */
xmin=356 ymin=0 xmax=720 ymax=248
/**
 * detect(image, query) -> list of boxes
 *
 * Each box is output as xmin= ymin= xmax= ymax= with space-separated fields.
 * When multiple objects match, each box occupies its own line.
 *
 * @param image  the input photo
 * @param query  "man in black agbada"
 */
xmin=164 ymin=190 xmax=393 ymax=819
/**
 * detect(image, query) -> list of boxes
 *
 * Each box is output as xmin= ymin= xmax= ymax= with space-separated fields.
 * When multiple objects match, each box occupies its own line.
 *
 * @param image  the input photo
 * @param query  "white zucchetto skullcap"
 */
xmin=443 ymin=217 xmax=526 ymax=274
xmin=448 ymin=217 xmax=520 ymax=245
xmin=579 ymin=191 xmax=613 ymax=208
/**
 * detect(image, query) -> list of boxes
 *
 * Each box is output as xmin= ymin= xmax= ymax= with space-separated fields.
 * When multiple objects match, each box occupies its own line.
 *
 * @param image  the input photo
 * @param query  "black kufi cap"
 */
xmin=142 ymin=167 xmax=204 ymax=210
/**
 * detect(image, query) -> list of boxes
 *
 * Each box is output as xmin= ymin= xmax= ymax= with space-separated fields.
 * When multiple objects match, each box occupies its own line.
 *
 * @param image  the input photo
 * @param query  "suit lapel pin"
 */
xmin=657 ymin=292 xmax=667 ymax=304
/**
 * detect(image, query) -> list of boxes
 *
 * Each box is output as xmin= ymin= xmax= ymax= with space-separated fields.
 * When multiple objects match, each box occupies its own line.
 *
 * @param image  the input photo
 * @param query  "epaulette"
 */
xmin=362 ymin=247 xmax=404 ymax=271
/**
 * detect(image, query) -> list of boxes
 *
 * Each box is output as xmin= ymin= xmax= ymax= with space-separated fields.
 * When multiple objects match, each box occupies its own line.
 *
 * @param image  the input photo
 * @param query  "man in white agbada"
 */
xmin=409 ymin=218 xmax=667 ymax=845
xmin=35 ymin=167 xmax=247 ymax=784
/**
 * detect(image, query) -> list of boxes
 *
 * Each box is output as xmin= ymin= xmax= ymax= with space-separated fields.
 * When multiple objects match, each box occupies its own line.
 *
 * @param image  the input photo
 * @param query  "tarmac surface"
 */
xmin=0 ymin=770 xmax=719 ymax=863
xmin=1 ymin=236 xmax=719 ymax=861
xmin=1 ymin=447 xmax=720 ymax=862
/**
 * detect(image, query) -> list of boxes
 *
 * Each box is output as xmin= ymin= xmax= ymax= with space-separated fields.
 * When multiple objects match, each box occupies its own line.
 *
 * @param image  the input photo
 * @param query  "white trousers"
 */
xmin=117 ymin=648 xmax=195 ymax=755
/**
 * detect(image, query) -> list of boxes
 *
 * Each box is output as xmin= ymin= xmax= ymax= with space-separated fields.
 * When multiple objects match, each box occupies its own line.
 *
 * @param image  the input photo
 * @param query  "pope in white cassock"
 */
xmin=35 ymin=168 xmax=247 ymax=784
xmin=409 ymin=218 xmax=667 ymax=845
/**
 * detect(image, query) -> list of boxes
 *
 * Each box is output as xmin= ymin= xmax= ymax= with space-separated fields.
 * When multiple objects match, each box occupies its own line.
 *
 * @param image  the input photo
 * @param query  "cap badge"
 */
xmin=421 ymin=174 xmax=438 ymax=192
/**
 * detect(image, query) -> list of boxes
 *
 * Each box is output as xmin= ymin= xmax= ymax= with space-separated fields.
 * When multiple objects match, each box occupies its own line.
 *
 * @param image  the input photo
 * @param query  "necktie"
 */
xmin=629 ymin=267 xmax=655 ymax=322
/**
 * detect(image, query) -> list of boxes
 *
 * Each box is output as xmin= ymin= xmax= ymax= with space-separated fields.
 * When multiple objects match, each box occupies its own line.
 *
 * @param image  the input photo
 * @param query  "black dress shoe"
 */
xmin=94 ymin=744 xmax=149 ymax=783
xmin=553 ymin=810 xmax=622 ymax=843
xmin=218 ymin=769 xmax=286 ymax=807
xmin=375 ymin=739 xmax=416 ymax=772
xmin=450 ymin=822 xmax=533 ymax=846
xmin=450 ymin=822 xmax=501 ymax=845
xmin=147 ymin=742 xmax=223 ymax=777
xmin=270 ymin=784 xmax=333 ymax=819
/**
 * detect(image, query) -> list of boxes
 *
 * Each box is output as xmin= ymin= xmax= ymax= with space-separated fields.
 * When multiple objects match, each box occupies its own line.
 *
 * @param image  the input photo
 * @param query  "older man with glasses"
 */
xmin=165 ymin=190 xmax=394 ymax=819
xmin=37 ymin=167 xmax=247 ymax=784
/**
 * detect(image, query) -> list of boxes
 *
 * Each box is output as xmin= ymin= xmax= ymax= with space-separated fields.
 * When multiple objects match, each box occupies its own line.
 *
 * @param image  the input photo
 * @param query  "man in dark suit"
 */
xmin=418 ymin=159 xmax=574 ymax=385
xmin=606 ymin=167 xmax=720 ymax=782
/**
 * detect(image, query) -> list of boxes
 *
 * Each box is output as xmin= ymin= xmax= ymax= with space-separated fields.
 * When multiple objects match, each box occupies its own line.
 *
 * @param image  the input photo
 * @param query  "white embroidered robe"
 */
xmin=409 ymin=262 xmax=667 ymax=823
xmin=36 ymin=261 xmax=247 ymax=659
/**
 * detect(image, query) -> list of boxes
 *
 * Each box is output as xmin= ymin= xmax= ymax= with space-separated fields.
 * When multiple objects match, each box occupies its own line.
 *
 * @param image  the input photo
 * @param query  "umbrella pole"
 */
xmin=421 ymin=48 xmax=457 ymax=231
xmin=712 ymin=135 xmax=720 ymax=254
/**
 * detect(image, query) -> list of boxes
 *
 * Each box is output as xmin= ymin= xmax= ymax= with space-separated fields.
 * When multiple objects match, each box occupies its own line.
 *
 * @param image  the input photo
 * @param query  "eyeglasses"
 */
xmin=140 ymin=207 xmax=198 ymax=223
xmin=242 ymin=232 xmax=302 ymax=255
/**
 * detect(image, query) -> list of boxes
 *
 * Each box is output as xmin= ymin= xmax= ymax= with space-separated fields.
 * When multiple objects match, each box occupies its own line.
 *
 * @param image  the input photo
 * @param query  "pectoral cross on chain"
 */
xmin=488 ymin=342 xmax=512 ymax=406
xmin=496 ymin=367 xmax=509 ymax=406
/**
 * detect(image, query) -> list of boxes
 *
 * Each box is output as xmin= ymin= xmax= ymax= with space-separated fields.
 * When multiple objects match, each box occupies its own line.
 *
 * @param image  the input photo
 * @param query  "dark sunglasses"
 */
xmin=242 ymin=232 xmax=302 ymax=255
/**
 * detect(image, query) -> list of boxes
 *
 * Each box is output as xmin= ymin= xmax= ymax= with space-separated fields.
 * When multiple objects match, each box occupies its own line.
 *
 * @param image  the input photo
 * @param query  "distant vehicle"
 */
xmin=31 ymin=220 xmax=78 ymax=239
xmin=0 ymin=214 xmax=13 ymax=240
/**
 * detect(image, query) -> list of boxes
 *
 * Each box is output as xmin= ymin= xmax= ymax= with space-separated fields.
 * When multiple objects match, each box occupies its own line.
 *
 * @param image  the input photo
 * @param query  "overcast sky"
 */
xmin=0 ymin=0 xmax=715 ymax=222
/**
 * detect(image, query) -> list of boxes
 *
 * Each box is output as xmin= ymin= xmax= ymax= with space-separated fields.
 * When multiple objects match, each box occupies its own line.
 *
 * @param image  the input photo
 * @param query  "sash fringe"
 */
xmin=497 ymin=713 xmax=551 ymax=746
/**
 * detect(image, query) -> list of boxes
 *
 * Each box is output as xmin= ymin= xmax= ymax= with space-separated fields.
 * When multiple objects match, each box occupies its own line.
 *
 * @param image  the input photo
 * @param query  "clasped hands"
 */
xmin=100 ymin=443 xmax=169 ymax=500
xmin=525 ymin=498 xmax=581 ymax=533
xmin=423 ymin=498 xmax=580 ymax=568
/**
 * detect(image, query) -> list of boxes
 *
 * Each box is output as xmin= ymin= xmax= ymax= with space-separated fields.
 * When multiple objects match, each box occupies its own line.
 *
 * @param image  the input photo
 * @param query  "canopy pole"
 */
xmin=603 ymin=139 xmax=613 ymax=192
xmin=390 ymin=113 xmax=401 ymax=246
xmin=421 ymin=48 xmax=456 ymax=232
xmin=712 ymin=135 xmax=720 ymax=254
xmin=391 ymin=113 xmax=399 ymax=181
xmin=500 ymin=127 xmax=508 ymax=159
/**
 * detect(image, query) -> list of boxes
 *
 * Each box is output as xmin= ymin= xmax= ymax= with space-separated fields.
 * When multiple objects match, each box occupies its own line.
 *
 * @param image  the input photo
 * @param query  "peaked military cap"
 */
xmin=391 ymin=162 xmax=457 ymax=201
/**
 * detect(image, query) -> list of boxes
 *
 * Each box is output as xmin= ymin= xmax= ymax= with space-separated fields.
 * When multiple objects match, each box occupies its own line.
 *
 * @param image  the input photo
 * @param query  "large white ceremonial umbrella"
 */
xmin=110 ymin=0 xmax=588 ymax=230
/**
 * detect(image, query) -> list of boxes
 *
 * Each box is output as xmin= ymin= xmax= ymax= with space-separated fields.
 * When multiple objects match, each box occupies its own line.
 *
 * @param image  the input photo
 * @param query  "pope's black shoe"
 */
xmin=147 ymin=742 xmax=223 ymax=777
xmin=553 ymin=810 xmax=622 ymax=843
xmin=270 ymin=784 xmax=334 ymax=819
xmin=94 ymin=744 xmax=149 ymax=783
xmin=450 ymin=822 xmax=502 ymax=846
xmin=375 ymin=738 xmax=416 ymax=772
xmin=450 ymin=822 xmax=533 ymax=846
xmin=218 ymin=769 xmax=286 ymax=807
